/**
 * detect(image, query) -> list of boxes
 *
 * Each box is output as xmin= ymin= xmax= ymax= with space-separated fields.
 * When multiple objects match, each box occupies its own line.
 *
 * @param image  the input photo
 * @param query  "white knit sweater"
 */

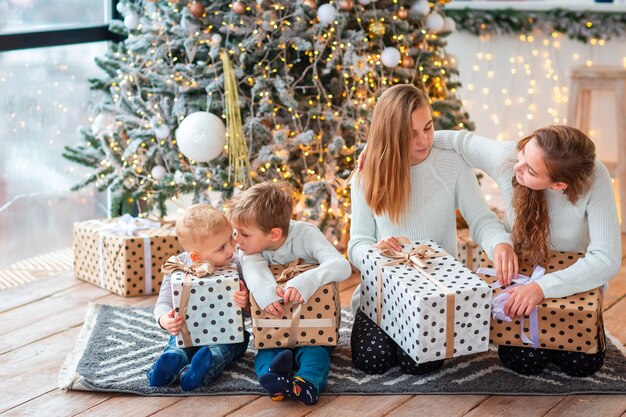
xmin=348 ymin=147 xmax=512 ymax=312
xmin=434 ymin=130 xmax=621 ymax=298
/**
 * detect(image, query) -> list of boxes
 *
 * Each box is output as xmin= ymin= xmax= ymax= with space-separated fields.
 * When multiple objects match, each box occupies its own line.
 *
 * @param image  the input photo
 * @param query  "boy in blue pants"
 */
xmin=228 ymin=182 xmax=351 ymax=404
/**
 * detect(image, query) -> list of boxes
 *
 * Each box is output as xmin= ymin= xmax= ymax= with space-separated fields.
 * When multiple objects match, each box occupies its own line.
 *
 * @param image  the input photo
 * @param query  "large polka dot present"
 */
xmin=73 ymin=215 xmax=182 ymax=297
xmin=477 ymin=252 xmax=604 ymax=354
xmin=169 ymin=262 xmax=244 ymax=348
xmin=358 ymin=239 xmax=492 ymax=365
xmin=250 ymin=259 xmax=341 ymax=349
xmin=456 ymin=228 xmax=483 ymax=272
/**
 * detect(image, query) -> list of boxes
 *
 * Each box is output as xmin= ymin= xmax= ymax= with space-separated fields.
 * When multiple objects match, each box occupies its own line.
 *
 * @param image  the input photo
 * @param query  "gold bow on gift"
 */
xmin=161 ymin=256 xmax=234 ymax=347
xmin=376 ymin=239 xmax=457 ymax=359
xmin=275 ymin=259 xmax=318 ymax=284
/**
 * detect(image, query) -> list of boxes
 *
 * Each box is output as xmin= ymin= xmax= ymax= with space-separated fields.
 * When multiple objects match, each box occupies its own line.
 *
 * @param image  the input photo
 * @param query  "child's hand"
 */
xmin=159 ymin=309 xmax=183 ymax=336
xmin=282 ymin=287 xmax=304 ymax=303
xmin=264 ymin=300 xmax=284 ymax=318
xmin=234 ymin=280 xmax=251 ymax=312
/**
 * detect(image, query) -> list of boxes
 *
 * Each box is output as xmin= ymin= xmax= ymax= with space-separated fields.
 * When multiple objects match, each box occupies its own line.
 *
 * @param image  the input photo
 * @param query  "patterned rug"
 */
xmin=59 ymin=304 xmax=626 ymax=395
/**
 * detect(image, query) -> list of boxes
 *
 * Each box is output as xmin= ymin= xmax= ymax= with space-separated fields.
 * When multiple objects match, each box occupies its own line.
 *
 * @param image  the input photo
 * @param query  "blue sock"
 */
xmin=290 ymin=377 xmax=320 ymax=405
xmin=149 ymin=352 xmax=183 ymax=387
xmin=180 ymin=346 xmax=213 ymax=391
xmin=269 ymin=350 xmax=293 ymax=374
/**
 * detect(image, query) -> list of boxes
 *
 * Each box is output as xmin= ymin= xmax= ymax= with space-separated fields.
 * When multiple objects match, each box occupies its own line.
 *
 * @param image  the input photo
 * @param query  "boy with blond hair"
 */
xmin=148 ymin=204 xmax=250 ymax=391
xmin=228 ymin=182 xmax=351 ymax=405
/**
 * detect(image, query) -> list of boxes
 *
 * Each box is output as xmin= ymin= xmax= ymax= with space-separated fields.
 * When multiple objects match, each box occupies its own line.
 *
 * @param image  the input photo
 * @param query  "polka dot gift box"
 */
xmin=72 ymin=215 xmax=182 ymax=297
xmin=169 ymin=263 xmax=244 ymax=348
xmin=250 ymin=259 xmax=341 ymax=349
xmin=359 ymin=239 xmax=492 ymax=365
xmin=456 ymin=228 xmax=483 ymax=272
xmin=477 ymin=252 xmax=604 ymax=354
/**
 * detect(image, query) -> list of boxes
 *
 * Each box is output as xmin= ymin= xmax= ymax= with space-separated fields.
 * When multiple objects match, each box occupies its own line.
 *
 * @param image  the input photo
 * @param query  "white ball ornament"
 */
xmin=210 ymin=33 xmax=222 ymax=46
xmin=151 ymin=165 xmax=167 ymax=180
xmin=115 ymin=2 xmax=125 ymax=14
xmin=92 ymin=113 xmax=114 ymax=132
xmin=175 ymin=112 xmax=226 ymax=162
xmin=442 ymin=16 xmax=456 ymax=33
xmin=410 ymin=0 xmax=430 ymax=16
xmin=381 ymin=47 xmax=401 ymax=68
xmin=154 ymin=124 xmax=171 ymax=140
xmin=124 ymin=13 xmax=139 ymax=30
xmin=425 ymin=13 xmax=445 ymax=33
xmin=317 ymin=4 xmax=337 ymax=26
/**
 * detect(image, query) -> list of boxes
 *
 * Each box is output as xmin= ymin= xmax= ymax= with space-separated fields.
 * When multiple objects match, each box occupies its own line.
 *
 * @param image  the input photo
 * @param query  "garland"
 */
xmin=446 ymin=8 xmax=626 ymax=43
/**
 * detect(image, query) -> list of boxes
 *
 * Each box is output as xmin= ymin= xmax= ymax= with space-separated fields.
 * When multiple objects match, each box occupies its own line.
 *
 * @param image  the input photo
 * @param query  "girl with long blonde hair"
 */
xmin=434 ymin=125 xmax=620 ymax=376
xmin=348 ymin=84 xmax=517 ymax=375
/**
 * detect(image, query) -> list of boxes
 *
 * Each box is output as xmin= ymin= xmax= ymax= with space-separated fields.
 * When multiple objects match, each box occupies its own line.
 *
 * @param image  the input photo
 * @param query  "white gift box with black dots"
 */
xmin=171 ymin=267 xmax=244 ymax=347
xmin=359 ymin=239 xmax=492 ymax=365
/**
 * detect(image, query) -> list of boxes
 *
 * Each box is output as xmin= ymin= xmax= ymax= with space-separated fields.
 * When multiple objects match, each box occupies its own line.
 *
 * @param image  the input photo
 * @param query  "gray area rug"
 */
xmin=59 ymin=303 xmax=626 ymax=395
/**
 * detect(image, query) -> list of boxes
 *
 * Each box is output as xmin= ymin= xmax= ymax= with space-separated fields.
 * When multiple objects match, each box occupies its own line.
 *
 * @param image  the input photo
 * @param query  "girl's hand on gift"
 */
xmin=234 ymin=280 xmax=251 ymax=312
xmin=374 ymin=236 xmax=403 ymax=252
xmin=492 ymin=243 xmax=518 ymax=286
xmin=159 ymin=309 xmax=183 ymax=336
xmin=282 ymin=287 xmax=304 ymax=303
xmin=504 ymin=283 xmax=544 ymax=318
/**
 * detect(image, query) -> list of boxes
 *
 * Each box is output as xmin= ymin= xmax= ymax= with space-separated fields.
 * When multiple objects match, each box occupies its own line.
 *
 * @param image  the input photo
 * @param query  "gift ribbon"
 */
xmin=162 ymin=256 xmax=236 ymax=347
xmin=253 ymin=259 xmax=336 ymax=348
xmin=477 ymin=265 xmax=546 ymax=348
xmin=88 ymin=214 xmax=172 ymax=293
xmin=375 ymin=239 xmax=457 ymax=358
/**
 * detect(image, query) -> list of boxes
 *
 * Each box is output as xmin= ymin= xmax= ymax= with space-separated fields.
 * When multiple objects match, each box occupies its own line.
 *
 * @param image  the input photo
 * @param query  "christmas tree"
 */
xmin=63 ymin=0 xmax=472 ymax=247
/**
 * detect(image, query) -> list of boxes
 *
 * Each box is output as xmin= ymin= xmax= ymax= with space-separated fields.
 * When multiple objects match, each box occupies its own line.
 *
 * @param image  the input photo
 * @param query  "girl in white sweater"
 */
xmin=348 ymin=84 xmax=517 ymax=375
xmin=434 ymin=126 xmax=621 ymax=376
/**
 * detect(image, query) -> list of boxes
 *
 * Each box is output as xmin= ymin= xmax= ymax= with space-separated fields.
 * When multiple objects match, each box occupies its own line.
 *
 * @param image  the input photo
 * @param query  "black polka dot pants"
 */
xmin=498 ymin=345 xmax=552 ymax=375
xmin=351 ymin=310 xmax=398 ymax=374
xmin=396 ymin=344 xmax=445 ymax=375
xmin=499 ymin=332 xmax=606 ymax=377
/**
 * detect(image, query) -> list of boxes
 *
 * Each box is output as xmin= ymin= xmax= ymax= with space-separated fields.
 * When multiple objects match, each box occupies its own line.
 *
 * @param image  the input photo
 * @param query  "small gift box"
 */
xmin=73 ymin=214 xmax=182 ymax=296
xmin=456 ymin=228 xmax=483 ymax=271
xmin=477 ymin=252 xmax=604 ymax=353
xmin=358 ymin=239 xmax=492 ymax=365
xmin=163 ymin=257 xmax=244 ymax=348
xmin=250 ymin=260 xmax=341 ymax=349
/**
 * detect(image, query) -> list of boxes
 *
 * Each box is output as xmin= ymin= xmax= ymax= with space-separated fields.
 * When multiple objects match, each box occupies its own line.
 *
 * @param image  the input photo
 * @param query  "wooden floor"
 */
xmin=2 ymin=244 xmax=626 ymax=417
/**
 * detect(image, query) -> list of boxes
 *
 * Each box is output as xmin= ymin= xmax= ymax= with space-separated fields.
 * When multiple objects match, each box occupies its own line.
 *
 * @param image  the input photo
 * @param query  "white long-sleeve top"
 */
xmin=240 ymin=220 xmax=352 ymax=309
xmin=434 ymin=130 xmax=621 ymax=298
xmin=348 ymin=147 xmax=512 ymax=312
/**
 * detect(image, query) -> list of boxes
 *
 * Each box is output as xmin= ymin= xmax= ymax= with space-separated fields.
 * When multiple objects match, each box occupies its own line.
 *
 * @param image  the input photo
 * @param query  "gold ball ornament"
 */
xmin=232 ymin=1 xmax=246 ymax=14
xmin=189 ymin=2 xmax=205 ymax=17
xmin=337 ymin=0 xmax=353 ymax=11
xmin=401 ymin=55 xmax=415 ymax=68
xmin=369 ymin=21 xmax=386 ymax=37
xmin=302 ymin=0 xmax=317 ymax=10
xmin=396 ymin=7 xmax=408 ymax=19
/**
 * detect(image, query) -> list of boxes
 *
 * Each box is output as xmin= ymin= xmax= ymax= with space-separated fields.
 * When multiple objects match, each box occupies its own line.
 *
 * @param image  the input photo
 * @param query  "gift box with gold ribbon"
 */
xmin=73 ymin=214 xmax=182 ymax=296
xmin=164 ymin=257 xmax=244 ymax=348
xmin=358 ymin=239 xmax=492 ymax=365
xmin=477 ymin=252 xmax=605 ymax=354
xmin=250 ymin=259 xmax=341 ymax=349
xmin=456 ymin=228 xmax=483 ymax=272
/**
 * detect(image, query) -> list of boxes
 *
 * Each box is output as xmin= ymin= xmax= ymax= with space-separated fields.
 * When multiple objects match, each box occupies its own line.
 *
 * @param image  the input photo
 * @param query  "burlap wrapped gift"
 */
xmin=73 ymin=214 xmax=182 ymax=296
xmin=162 ymin=257 xmax=244 ymax=348
xmin=250 ymin=260 xmax=340 ymax=349
xmin=456 ymin=228 xmax=483 ymax=271
xmin=477 ymin=252 xmax=604 ymax=354
xmin=358 ymin=238 xmax=492 ymax=365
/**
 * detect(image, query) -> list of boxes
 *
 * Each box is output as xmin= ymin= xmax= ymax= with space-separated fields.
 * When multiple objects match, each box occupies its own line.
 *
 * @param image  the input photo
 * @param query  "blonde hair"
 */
xmin=227 ymin=182 xmax=293 ymax=235
xmin=176 ymin=204 xmax=232 ymax=252
xmin=359 ymin=84 xmax=431 ymax=223
xmin=512 ymin=125 xmax=596 ymax=265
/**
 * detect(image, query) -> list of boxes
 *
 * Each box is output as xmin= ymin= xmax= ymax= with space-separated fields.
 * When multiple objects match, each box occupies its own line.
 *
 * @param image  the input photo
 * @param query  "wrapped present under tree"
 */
xmin=477 ymin=252 xmax=604 ymax=354
xmin=73 ymin=214 xmax=182 ymax=296
xmin=358 ymin=238 xmax=492 ymax=365
xmin=251 ymin=260 xmax=340 ymax=349
xmin=456 ymin=228 xmax=483 ymax=271
xmin=163 ymin=256 xmax=245 ymax=348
